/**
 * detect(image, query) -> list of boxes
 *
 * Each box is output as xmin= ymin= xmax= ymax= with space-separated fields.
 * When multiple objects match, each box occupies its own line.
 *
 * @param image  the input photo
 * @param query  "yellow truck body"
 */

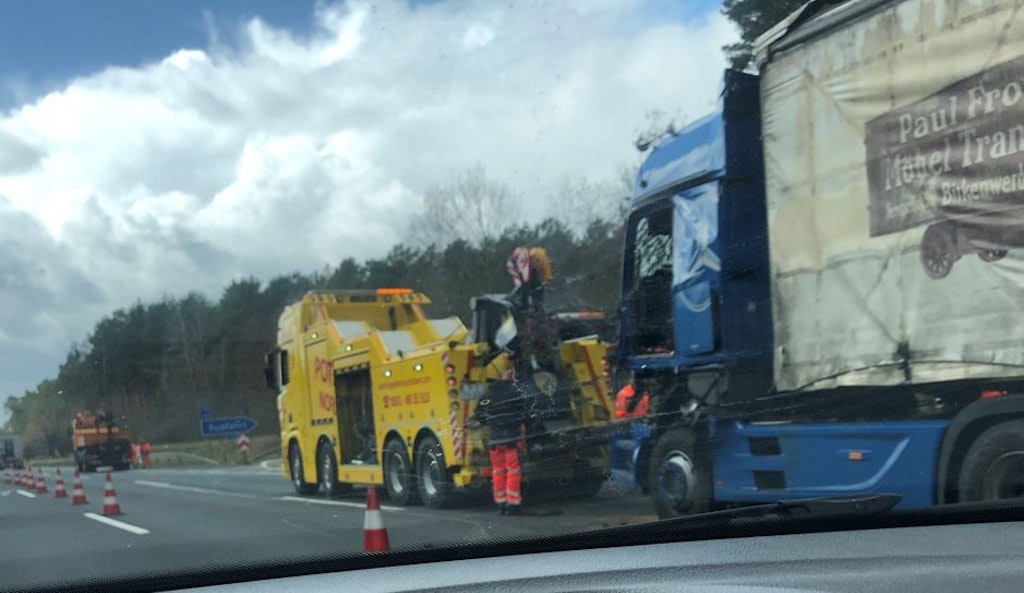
xmin=267 ymin=289 xmax=616 ymax=507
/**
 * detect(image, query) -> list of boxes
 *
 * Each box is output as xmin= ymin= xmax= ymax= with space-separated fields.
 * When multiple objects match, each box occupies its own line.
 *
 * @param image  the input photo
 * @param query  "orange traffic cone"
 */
xmin=35 ymin=468 xmax=47 ymax=494
xmin=362 ymin=486 xmax=390 ymax=553
xmin=71 ymin=470 xmax=88 ymax=505
xmin=53 ymin=469 xmax=67 ymax=498
xmin=102 ymin=472 xmax=121 ymax=516
xmin=25 ymin=468 xmax=36 ymax=492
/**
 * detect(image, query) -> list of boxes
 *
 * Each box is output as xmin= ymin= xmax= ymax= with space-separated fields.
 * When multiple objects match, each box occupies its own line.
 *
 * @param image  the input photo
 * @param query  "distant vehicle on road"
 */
xmin=72 ymin=410 xmax=132 ymax=472
xmin=0 ymin=434 xmax=24 ymax=469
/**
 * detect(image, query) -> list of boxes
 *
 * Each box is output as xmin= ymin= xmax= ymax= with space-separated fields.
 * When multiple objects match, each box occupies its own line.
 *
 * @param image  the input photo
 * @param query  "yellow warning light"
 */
xmin=848 ymin=451 xmax=864 ymax=461
xmin=376 ymin=288 xmax=413 ymax=295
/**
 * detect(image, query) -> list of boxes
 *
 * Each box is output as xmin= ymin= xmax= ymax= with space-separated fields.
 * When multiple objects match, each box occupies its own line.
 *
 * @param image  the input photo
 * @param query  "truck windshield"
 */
xmin=627 ymin=210 xmax=674 ymax=354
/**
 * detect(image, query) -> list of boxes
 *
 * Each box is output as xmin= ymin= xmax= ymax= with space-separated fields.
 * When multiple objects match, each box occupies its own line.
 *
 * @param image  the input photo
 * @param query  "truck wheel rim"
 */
xmin=387 ymin=452 xmax=405 ymax=494
xmin=982 ymin=452 xmax=1024 ymax=500
xmin=422 ymin=449 xmax=441 ymax=497
xmin=659 ymin=450 xmax=697 ymax=511
xmin=321 ymin=453 xmax=333 ymax=492
xmin=291 ymin=451 xmax=302 ymax=488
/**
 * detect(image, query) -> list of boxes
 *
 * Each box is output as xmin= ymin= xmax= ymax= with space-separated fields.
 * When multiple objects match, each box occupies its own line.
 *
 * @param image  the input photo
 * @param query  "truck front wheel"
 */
xmin=416 ymin=435 xmax=453 ymax=509
xmin=958 ymin=419 xmax=1024 ymax=502
xmin=649 ymin=428 xmax=711 ymax=519
xmin=317 ymin=443 xmax=351 ymax=498
xmin=289 ymin=444 xmax=318 ymax=496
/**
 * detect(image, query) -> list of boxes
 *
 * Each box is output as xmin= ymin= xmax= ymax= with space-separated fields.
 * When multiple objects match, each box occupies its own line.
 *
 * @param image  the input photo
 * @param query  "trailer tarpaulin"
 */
xmin=762 ymin=0 xmax=1024 ymax=390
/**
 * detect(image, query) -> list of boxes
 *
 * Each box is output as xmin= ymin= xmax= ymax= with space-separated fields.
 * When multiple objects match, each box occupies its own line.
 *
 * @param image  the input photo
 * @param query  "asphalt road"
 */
xmin=0 ymin=464 xmax=655 ymax=591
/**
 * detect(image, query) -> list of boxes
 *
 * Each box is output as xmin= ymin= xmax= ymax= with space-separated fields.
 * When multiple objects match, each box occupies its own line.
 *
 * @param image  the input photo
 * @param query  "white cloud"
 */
xmin=0 ymin=0 xmax=738 ymax=399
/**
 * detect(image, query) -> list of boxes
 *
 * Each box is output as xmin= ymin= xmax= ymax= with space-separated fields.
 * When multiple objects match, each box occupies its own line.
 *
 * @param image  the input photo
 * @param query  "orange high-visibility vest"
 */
xmin=615 ymin=383 xmax=650 ymax=418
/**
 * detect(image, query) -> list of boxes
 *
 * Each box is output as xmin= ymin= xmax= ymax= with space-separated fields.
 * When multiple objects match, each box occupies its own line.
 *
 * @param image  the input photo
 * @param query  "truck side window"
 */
xmin=280 ymin=350 xmax=290 ymax=386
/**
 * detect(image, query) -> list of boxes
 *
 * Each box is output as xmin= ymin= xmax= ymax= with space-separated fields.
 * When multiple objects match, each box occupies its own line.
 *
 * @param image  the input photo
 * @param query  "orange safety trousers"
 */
xmin=489 ymin=444 xmax=522 ymax=506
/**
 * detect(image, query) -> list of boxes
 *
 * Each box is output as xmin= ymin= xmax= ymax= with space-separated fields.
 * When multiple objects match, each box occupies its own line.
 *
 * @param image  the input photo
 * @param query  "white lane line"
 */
xmin=279 ymin=495 xmax=404 ymax=512
xmin=135 ymin=480 xmax=261 ymax=500
xmin=83 ymin=512 xmax=150 ymax=535
xmin=16 ymin=490 xmax=36 ymax=498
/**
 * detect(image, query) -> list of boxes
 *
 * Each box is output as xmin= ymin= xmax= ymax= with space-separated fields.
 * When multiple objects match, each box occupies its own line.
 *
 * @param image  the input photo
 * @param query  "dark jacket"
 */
xmin=474 ymin=380 xmax=532 ymax=446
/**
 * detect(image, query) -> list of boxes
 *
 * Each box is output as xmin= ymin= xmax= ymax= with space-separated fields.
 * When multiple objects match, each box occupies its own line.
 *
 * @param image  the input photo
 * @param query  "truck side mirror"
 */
xmin=264 ymin=365 xmax=275 ymax=391
xmin=264 ymin=351 xmax=278 ymax=391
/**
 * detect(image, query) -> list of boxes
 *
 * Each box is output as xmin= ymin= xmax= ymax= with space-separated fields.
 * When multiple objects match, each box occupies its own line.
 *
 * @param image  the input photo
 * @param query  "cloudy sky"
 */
xmin=0 ymin=0 xmax=736 ymax=408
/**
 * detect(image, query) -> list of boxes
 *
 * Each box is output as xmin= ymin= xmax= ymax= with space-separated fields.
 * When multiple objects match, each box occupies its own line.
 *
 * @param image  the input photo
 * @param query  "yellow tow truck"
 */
xmin=266 ymin=251 xmax=616 ymax=508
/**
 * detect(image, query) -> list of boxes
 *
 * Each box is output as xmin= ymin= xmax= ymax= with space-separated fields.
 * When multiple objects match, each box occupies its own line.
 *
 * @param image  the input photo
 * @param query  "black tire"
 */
xmin=383 ymin=438 xmax=419 ymax=506
xmin=416 ymin=435 xmax=454 ymax=509
xmin=648 ymin=428 xmax=711 ymax=519
xmin=317 ymin=442 xmax=351 ymax=498
xmin=958 ymin=419 xmax=1024 ymax=502
xmin=921 ymin=222 xmax=959 ymax=279
xmin=978 ymin=249 xmax=1008 ymax=262
xmin=289 ymin=443 xmax=318 ymax=495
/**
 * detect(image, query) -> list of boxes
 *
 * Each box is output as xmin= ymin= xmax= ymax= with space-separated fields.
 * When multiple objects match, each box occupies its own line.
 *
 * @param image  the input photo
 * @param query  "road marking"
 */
xmin=260 ymin=459 xmax=282 ymax=471
xmin=135 ymin=480 xmax=261 ymax=499
xmin=83 ymin=512 xmax=150 ymax=535
xmin=16 ymin=490 xmax=36 ymax=498
xmin=279 ymin=495 xmax=404 ymax=512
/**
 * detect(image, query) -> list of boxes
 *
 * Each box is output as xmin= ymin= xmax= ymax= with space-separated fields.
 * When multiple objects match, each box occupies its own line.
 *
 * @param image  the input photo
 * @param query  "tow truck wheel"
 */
xmin=317 ymin=443 xmax=351 ymax=498
xmin=289 ymin=443 xmax=318 ymax=496
xmin=383 ymin=438 xmax=419 ymax=506
xmin=649 ymin=428 xmax=711 ymax=519
xmin=921 ymin=222 xmax=959 ymax=279
xmin=958 ymin=419 xmax=1024 ymax=502
xmin=416 ymin=435 xmax=453 ymax=509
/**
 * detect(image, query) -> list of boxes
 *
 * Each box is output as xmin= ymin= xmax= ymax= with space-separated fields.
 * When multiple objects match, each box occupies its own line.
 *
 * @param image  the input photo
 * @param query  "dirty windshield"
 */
xmin=6 ymin=0 xmax=1024 ymax=589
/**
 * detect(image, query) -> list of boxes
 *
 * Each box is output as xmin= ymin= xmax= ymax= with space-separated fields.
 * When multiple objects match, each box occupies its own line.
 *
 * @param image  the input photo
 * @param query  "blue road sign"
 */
xmin=200 ymin=417 xmax=258 ymax=437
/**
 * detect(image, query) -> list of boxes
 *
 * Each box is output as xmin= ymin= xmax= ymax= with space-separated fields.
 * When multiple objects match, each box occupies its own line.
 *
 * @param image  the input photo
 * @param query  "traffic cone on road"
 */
xmin=102 ymin=472 xmax=121 ymax=516
xmin=362 ymin=486 xmax=390 ymax=553
xmin=35 ymin=468 xmax=47 ymax=494
xmin=53 ymin=469 xmax=67 ymax=498
xmin=3 ymin=470 xmax=10 ymax=485
xmin=71 ymin=470 xmax=88 ymax=505
xmin=24 ymin=468 xmax=36 ymax=492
